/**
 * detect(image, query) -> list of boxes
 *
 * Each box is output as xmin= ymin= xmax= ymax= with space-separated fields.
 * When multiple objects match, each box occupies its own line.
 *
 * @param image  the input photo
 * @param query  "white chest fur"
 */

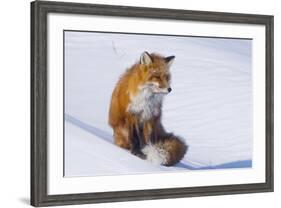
xmin=127 ymin=85 xmax=164 ymax=122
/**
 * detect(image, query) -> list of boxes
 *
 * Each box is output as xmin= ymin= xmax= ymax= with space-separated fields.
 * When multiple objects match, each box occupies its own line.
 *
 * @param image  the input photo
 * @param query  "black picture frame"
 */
xmin=31 ymin=0 xmax=274 ymax=207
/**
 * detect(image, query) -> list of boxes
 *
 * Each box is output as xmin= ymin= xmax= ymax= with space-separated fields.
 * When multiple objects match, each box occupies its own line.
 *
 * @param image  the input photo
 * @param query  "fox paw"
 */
xmin=131 ymin=150 xmax=147 ymax=160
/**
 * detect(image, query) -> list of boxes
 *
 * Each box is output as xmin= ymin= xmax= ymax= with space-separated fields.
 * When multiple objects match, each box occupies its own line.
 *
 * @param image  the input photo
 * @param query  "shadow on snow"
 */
xmin=176 ymin=160 xmax=252 ymax=170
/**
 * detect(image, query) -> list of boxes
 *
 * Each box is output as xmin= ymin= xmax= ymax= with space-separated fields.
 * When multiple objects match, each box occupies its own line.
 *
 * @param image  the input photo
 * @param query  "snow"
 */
xmin=64 ymin=116 xmax=180 ymax=177
xmin=64 ymin=31 xmax=252 ymax=177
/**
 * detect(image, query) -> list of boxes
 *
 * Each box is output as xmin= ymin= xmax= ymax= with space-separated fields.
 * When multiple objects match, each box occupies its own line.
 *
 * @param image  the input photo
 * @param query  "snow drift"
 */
xmin=64 ymin=31 xmax=252 ymax=177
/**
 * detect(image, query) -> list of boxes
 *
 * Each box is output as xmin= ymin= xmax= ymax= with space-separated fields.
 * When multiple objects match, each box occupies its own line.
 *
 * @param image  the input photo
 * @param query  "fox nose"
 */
xmin=167 ymin=87 xmax=172 ymax=93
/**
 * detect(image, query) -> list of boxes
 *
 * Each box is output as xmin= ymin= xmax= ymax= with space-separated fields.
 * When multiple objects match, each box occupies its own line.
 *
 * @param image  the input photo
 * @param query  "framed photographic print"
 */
xmin=30 ymin=0 xmax=274 ymax=207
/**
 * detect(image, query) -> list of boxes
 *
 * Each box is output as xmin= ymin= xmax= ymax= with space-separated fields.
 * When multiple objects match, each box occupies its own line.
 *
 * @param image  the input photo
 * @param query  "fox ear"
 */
xmin=140 ymin=51 xmax=152 ymax=65
xmin=165 ymin=55 xmax=175 ymax=67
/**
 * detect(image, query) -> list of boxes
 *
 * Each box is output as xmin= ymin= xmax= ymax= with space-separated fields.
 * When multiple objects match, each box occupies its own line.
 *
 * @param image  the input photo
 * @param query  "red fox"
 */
xmin=108 ymin=52 xmax=187 ymax=166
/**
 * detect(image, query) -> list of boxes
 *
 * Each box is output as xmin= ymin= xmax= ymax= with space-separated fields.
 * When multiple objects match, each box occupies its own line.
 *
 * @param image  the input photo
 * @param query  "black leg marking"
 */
xmin=137 ymin=123 xmax=145 ymax=148
xmin=131 ymin=124 xmax=146 ymax=159
xmin=151 ymin=129 xmax=157 ymax=144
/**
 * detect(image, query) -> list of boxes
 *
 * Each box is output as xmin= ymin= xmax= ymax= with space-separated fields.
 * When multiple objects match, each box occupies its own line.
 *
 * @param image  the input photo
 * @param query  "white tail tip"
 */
xmin=142 ymin=143 xmax=168 ymax=165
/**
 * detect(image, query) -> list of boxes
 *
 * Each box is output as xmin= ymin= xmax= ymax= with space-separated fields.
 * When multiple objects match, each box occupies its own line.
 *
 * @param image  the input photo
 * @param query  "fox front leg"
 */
xmin=143 ymin=121 xmax=155 ymax=144
xmin=130 ymin=123 xmax=146 ymax=159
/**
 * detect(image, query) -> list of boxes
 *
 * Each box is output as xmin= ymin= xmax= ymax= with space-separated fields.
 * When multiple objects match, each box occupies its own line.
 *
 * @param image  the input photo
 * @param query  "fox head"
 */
xmin=139 ymin=51 xmax=175 ymax=94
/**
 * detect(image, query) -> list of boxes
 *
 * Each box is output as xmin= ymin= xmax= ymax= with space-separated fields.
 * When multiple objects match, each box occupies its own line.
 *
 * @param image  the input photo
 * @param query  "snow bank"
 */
xmin=64 ymin=31 xmax=252 ymax=176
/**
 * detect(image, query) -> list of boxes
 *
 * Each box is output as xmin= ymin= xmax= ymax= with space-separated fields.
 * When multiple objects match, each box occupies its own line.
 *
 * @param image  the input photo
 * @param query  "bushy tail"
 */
xmin=142 ymin=134 xmax=188 ymax=166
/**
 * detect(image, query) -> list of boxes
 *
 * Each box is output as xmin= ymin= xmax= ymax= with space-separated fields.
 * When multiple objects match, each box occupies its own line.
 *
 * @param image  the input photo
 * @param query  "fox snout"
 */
xmin=163 ymin=87 xmax=172 ymax=94
xmin=152 ymin=85 xmax=172 ymax=94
